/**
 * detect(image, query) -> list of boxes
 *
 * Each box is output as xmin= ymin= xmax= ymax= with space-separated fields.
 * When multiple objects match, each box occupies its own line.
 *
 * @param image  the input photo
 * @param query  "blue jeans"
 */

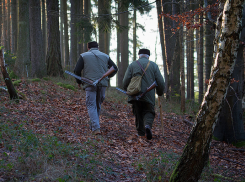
xmin=85 ymin=86 xmax=106 ymax=131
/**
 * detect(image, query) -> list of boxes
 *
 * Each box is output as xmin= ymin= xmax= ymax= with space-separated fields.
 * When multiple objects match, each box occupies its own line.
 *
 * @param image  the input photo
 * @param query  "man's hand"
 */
xmin=78 ymin=84 xmax=81 ymax=88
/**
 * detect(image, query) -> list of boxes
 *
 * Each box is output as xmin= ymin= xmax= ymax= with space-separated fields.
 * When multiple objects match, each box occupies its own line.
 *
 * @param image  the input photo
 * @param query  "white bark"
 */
xmin=170 ymin=0 xmax=245 ymax=181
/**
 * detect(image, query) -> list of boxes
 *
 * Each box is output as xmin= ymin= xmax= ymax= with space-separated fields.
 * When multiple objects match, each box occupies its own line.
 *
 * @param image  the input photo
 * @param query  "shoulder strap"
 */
xmin=90 ymin=50 xmax=107 ymax=65
xmin=136 ymin=60 xmax=150 ymax=77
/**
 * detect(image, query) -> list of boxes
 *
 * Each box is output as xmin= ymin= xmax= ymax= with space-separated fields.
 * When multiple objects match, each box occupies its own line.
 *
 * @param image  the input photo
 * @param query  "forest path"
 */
xmin=0 ymin=79 xmax=244 ymax=181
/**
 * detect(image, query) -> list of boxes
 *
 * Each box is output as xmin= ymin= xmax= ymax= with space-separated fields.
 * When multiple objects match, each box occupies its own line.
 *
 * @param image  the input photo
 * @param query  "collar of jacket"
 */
xmin=138 ymin=57 xmax=149 ymax=61
xmin=89 ymin=48 xmax=98 ymax=51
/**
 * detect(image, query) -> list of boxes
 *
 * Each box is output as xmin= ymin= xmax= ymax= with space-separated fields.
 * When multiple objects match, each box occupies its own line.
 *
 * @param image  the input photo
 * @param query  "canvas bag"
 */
xmin=127 ymin=60 xmax=150 ymax=95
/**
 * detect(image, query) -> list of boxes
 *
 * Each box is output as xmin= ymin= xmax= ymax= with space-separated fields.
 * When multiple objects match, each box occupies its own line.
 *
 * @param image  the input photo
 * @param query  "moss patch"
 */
xmin=42 ymin=77 xmax=50 ymax=81
xmin=57 ymin=82 xmax=76 ymax=91
xmin=13 ymin=80 xmax=22 ymax=86
xmin=9 ymin=71 xmax=18 ymax=79
xmin=31 ymin=78 xmax=41 ymax=82
xmin=232 ymin=141 xmax=245 ymax=148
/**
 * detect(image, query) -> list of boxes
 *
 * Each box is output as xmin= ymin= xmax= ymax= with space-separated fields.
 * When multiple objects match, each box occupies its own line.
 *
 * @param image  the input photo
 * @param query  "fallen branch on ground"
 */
xmin=213 ymin=154 xmax=245 ymax=167
xmin=183 ymin=119 xmax=194 ymax=126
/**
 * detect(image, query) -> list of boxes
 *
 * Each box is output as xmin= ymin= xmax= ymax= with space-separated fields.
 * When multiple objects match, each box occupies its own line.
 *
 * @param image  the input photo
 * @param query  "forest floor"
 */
xmin=0 ymin=78 xmax=245 ymax=182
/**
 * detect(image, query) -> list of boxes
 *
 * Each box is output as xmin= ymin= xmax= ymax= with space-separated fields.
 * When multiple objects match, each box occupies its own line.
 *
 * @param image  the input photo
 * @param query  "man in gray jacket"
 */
xmin=123 ymin=48 xmax=165 ymax=140
xmin=74 ymin=41 xmax=118 ymax=135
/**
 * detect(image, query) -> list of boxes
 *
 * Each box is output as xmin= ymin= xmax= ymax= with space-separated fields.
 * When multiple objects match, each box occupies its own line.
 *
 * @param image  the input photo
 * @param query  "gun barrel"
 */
xmin=65 ymin=70 xmax=93 ymax=85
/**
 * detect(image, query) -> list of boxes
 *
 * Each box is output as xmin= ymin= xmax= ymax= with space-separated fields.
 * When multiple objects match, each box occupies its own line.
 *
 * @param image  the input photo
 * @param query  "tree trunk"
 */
xmin=60 ymin=0 xmax=64 ymax=67
xmin=204 ymin=0 xmax=215 ymax=91
xmin=98 ymin=0 xmax=105 ymax=53
xmin=156 ymin=0 xmax=168 ymax=95
xmin=63 ymin=0 xmax=69 ymax=68
xmin=170 ymin=1 xmax=244 ymax=181
xmin=11 ymin=0 xmax=17 ymax=54
xmin=163 ymin=0 xmax=174 ymax=99
xmin=116 ymin=3 xmax=120 ymax=87
xmin=186 ymin=29 xmax=191 ymax=99
xmin=190 ymin=28 xmax=194 ymax=100
xmin=133 ymin=9 xmax=137 ymax=61
xmin=214 ymin=4 xmax=245 ymax=143
xmin=79 ymin=0 xmax=84 ymax=53
xmin=117 ymin=2 xmax=129 ymax=88
xmin=170 ymin=0 xmax=180 ymax=99
xmin=70 ymin=0 xmax=78 ymax=69
xmin=41 ymin=0 xmax=47 ymax=59
xmin=0 ymin=0 xmax=2 ymax=46
xmin=180 ymin=0 xmax=185 ymax=112
xmin=198 ymin=1 xmax=204 ymax=104
xmin=98 ymin=0 xmax=111 ymax=54
xmin=83 ymin=0 xmax=91 ymax=52
xmin=7 ymin=0 xmax=10 ymax=51
xmin=186 ymin=0 xmax=195 ymax=100
xmin=29 ymin=0 xmax=46 ymax=78
xmin=46 ymin=0 xmax=64 ymax=77
xmin=2 ymin=0 xmax=7 ymax=50
xmin=14 ymin=0 xmax=30 ymax=78
xmin=77 ymin=1 xmax=81 ymax=56
xmin=180 ymin=26 xmax=185 ymax=112
xmin=0 ymin=49 xmax=18 ymax=100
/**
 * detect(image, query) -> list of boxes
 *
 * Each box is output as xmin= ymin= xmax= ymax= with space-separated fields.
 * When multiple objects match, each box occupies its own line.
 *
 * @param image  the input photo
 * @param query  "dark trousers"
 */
xmin=131 ymin=101 xmax=155 ymax=136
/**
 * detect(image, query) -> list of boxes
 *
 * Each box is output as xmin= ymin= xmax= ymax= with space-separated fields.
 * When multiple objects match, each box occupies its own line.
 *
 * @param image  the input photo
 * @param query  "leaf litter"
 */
xmin=0 ymin=79 xmax=244 ymax=181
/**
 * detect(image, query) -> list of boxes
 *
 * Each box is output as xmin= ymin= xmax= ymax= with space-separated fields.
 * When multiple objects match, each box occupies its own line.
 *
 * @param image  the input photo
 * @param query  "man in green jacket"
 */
xmin=74 ymin=41 xmax=118 ymax=135
xmin=123 ymin=48 xmax=165 ymax=140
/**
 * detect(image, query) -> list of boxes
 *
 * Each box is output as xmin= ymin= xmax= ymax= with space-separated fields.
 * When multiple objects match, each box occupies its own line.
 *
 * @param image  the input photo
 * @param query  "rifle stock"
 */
xmin=93 ymin=66 xmax=116 ymax=86
xmin=116 ymin=81 xmax=158 ymax=100
xmin=136 ymin=81 xmax=158 ymax=100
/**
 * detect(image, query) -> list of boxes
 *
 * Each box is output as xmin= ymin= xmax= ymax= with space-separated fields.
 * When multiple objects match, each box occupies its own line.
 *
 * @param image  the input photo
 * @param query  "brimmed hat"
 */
xmin=138 ymin=48 xmax=150 ymax=56
xmin=87 ymin=41 xmax=98 ymax=49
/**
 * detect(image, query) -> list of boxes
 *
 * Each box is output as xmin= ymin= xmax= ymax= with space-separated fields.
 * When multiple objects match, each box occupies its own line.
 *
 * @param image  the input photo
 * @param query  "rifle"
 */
xmin=92 ymin=66 xmax=116 ymax=86
xmin=65 ymin=70 xmax=94 ymax=86
xmin=116 ymin=81 xmax=158 ymax=100
xmin=135 ymin=81 xmax=158 ymax=100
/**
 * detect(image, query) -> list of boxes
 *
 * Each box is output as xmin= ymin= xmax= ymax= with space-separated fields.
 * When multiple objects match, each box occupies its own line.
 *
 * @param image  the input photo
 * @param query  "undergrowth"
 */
xmin=136 ymin=151 xmax=179 ymax=182
xmin=0 ymin=121 xmax=105 ymax=181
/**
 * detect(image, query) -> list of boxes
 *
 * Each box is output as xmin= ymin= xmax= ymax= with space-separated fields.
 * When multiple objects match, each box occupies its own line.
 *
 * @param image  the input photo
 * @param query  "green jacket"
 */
xmin=123 ymin=57 xmax=165 ymax=106
xmin=74 ymin=48 xmax=118 ymax=89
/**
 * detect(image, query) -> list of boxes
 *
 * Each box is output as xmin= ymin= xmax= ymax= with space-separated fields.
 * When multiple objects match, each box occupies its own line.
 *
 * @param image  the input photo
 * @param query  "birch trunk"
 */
xmin=170 ymin=0 xmax=245 ymax=181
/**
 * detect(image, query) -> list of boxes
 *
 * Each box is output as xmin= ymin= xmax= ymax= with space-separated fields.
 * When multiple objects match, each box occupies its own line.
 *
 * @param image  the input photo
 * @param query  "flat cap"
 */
xmin=138 ymin=48 xmax=150 ymax=56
